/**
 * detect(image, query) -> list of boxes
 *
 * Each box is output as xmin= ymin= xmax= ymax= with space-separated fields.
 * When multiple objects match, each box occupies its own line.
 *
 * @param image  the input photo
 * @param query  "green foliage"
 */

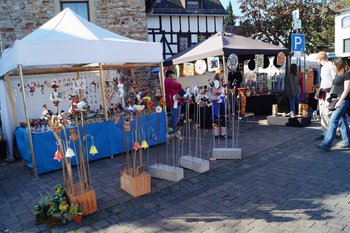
xmin=237 ymin=0 xmax=337 ymax=54
xmin=224 ymin=1 xmax=235 ymax=25
xmin=33 ymin=184 xmax=71 ymax=225
xmin=69 ymin=203 xmax=84 ymax=217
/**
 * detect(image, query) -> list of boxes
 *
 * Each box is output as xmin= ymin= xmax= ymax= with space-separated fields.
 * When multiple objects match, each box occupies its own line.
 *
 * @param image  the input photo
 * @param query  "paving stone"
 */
xmin=76 ymin=226 xmax=93 ymax=233
xmin=92 ymin=220 xmax=110 ymax=229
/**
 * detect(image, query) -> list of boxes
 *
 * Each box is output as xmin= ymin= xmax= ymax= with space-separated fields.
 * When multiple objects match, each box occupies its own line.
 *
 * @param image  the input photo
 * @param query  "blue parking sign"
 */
xmin=291 ymin=34 xmax=305 ymax=52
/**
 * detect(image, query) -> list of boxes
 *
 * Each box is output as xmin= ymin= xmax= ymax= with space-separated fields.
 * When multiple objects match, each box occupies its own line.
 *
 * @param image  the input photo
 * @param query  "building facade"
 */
xmin=0 ymin=0 xmax=148 ymax=50
xmin=146 ymin=0 xmax=227 ymax=59
xmin=335 ymin=7 xmax=350 ymax=57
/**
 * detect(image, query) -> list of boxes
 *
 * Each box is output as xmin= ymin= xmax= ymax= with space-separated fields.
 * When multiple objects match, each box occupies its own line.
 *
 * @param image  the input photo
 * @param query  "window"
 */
xmin=342 ymin=16 xmax=350 ymax=28
xmin=344 ymin=38 xmax=350 ymax=53
xmin=187 ymin=0 xmax=199 ymax=9
xmin=61 ymin=1 xmax=89 ymax=21
xmin=178 ymin=35 xmax=190 ymax=52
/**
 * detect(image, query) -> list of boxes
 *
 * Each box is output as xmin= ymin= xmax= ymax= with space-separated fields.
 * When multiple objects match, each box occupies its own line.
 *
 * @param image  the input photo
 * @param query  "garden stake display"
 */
xmin=120 ymin=112 xmax=151 ymax=197
xmin=43 ymin=81 xmax=97 ymax=216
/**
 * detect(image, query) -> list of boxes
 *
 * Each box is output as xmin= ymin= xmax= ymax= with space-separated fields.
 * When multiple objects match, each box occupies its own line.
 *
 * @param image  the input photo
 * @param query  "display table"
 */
xmin=245 ymin=95 xmax=277 ymax=115
xmin=16 ymin=112 xmax=166 ymax=175
xmin=267 ymin=115 xmax=311 ymax=127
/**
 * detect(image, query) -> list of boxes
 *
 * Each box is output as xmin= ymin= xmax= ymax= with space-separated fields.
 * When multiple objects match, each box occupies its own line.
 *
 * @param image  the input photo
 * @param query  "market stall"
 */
xmin=0 ymin=8 xmax=165 ymax=176
xmin=163 ymin=32 xmax=289 ymax=118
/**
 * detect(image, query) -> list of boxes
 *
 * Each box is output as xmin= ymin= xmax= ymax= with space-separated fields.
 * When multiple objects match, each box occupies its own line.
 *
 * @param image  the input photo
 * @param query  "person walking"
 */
xmin=316 ymin=57 xmax=350 ymax=151
xmin=315 ymin=51 xmax=336 ymax=140
xmin=164 ymin=70 xmax=183 ymax=134
xmin=286 ymin=63 xmax=300 ymax=117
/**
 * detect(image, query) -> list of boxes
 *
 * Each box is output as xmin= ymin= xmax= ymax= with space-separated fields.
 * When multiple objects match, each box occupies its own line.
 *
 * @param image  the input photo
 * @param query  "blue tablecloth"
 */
xmin=16 ymin=112 xmax=166 ymax=175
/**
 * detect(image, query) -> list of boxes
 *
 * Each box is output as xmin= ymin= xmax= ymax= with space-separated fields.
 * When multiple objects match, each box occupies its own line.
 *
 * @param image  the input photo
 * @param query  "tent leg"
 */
xmin=99 ymin=63 xmax=109 ymax=121
xmin=18 ymin=65 xmax=38 ymax=177
xmin=159 ymin=63 xmax=166 ymax=112
xmin=6 ymin=74 xmax=17 ymax=126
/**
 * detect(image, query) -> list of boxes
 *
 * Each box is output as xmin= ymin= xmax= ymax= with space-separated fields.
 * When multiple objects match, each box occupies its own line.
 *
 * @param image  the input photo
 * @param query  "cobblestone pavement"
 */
xmin=1 ymin=120 xmax=350 ymax=233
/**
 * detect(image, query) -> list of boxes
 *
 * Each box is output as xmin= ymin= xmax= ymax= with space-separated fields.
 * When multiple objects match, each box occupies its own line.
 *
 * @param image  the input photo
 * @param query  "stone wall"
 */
xmin=0 ymin=0 xmax=147 ymax=50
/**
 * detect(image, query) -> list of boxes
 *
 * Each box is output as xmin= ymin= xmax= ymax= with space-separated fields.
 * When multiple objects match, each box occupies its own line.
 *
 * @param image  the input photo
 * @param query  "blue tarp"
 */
xmin=16 ymin=112 xmax=166 ymax=175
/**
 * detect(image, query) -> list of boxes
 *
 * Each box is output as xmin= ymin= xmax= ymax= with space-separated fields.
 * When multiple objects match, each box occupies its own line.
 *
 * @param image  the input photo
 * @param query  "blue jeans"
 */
xmin=289 ymin=94 xmax=300 ymax=114
xmin=322 ymin=99 xmax=350 ymax=148
xmin=170 ymin=106 xmax=181 ymax=133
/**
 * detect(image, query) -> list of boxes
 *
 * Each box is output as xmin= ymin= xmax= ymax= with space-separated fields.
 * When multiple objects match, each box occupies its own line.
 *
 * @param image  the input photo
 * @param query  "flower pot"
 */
xmin=73 ymin=215 xmax=83 ymax=223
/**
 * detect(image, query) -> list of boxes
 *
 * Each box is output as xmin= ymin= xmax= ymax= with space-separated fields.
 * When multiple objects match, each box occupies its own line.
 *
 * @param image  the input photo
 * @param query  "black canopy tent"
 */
xmin=164 ymin=32 xmax=289 ymax=66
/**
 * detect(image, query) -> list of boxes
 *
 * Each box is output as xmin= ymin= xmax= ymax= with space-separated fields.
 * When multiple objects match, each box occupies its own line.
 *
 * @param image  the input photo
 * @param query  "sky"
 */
xmin=220 ymin=0 xmax=242 ymax=16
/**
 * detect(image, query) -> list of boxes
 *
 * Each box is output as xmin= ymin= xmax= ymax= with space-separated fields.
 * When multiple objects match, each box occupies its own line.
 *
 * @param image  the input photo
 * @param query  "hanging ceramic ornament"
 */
xmin=89 ymin=145 xmax=98 ymax=156
xmin=141 ymin=140 xmax=149 ymax=149
xmin=227 ymin=53 xmax=239 ymax=71
xmin=155 ymin=106 xmax=162 ymax=113
xmin=65 ymin=147 xmax=75 ymax=158
xmin=117 ymin=79 xmax=125 ymax=97
xmin=195 ymin=59 xmax=207 ymax=75
xmin=133 ymin=141 xmax=141 ymax=151
xmin=50 ymin=81 xmax=62 ymax=107
xmin=54 ymin=144 xmax=63 ymax=162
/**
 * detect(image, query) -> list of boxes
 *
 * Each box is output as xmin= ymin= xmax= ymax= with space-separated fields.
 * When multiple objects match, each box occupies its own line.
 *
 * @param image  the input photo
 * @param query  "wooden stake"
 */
xmin=158 ymin=63 xmax=166 ymax=112
xmin=99 ymin=64 xmax=109 ymax=121
xmin=18 ymin=65 xmax=38 ymax=177
xmin=5 ymin=73 xmax=17 ymax=126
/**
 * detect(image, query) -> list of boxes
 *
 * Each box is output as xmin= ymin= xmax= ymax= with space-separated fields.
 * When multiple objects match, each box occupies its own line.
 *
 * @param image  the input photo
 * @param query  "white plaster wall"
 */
xmin=335 ymin=9 xmax=350 ymax=57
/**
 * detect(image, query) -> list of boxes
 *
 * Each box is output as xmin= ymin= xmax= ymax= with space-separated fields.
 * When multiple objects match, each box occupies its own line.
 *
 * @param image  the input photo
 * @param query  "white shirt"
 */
xmin=213 ymin=80 xmax=225 ymax=103
xmin=320 ymin=61 xmax=336 ymax=89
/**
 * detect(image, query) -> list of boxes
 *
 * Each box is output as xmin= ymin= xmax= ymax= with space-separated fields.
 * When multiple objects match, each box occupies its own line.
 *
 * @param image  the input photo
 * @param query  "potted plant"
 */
xmin=33 ymin=194 xmax=51 ymax=223
xmin=69 ymin=203 xmax=84 ymax=223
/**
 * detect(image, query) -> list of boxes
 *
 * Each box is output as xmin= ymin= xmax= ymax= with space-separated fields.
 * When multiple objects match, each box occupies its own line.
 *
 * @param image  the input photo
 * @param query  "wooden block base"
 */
xmin=65 ymin=183 xmax=97 ymax=215
xmin=120 ymin=169 xmax=151 ymax=197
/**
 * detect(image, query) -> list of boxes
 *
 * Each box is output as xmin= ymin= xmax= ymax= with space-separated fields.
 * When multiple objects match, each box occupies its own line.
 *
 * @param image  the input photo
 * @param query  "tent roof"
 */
xmin=0 ymin=8 xmax=162 ymax=76
xmin=164 ymin=32 xmax=289 ymax=65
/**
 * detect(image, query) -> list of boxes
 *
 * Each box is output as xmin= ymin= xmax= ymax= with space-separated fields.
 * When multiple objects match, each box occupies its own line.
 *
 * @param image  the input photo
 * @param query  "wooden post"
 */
xmin=18 ymin=65 xmax=38 ymax=177
xmin=98 ymin=64 xmax=108 ymax=121
xmin=158 ymin=63 xmax=166 ymax=112
xmin=5 ymin=73 xmax=17 ymax=126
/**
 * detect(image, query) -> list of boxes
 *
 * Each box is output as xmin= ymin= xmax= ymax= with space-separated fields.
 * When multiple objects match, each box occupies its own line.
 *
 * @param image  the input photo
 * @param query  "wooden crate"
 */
xmin=120 ymin=170 xmax=151 ymax=197
xmin=65 ymin=183 xmax=97 ymax=215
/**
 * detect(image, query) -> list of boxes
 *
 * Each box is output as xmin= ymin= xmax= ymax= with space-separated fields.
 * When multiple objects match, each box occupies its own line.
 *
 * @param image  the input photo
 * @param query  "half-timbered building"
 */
xmin=146 ymin=0 xmax=227 ymax=59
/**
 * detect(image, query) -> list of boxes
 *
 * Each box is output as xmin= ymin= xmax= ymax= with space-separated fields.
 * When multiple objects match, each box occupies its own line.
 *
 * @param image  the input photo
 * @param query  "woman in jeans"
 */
xmin=286 ymin=63 xmax=300 ymax=116
xmin=317 ymin=57 xmax=350 ymax=150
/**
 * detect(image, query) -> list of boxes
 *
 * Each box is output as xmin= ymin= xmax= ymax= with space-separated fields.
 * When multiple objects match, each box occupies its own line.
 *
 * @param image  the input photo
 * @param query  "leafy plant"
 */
xmin=69 ymin=203 xmax=84 ymax=217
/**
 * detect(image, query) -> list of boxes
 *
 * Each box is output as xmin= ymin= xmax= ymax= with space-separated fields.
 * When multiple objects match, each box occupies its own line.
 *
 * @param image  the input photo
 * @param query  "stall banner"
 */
xmin=183 ymin=63 xmax=194 ymax=76
xmin=255 ymin=54 xmax=264 ymax=68
xmin=207 ymin=57 xmax=220 ymax=72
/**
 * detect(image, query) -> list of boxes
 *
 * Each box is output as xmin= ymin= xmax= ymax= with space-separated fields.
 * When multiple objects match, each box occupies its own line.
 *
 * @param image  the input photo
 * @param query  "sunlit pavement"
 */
xmin=1 ymin=118 xmax=350 ymax=232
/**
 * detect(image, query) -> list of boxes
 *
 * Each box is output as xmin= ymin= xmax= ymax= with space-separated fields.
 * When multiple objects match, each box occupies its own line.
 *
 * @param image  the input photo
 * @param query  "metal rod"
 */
xmin=231 ymin=91 xmax=235 ymax=148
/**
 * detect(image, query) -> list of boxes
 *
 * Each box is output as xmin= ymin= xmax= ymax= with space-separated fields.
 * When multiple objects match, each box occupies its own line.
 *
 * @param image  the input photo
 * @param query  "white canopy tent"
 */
xmin=0 ymin=8 xmax=163 ymax=175
xmin=0 ymin=8 xmax=162 ymax=75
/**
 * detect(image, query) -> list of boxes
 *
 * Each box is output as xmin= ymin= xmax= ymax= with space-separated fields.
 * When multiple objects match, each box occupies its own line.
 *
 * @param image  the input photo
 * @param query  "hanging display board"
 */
xmin=207 ymin=57 xmax=220 ymax=72
xmin=226 ymin=53 xmax=239 ymax=71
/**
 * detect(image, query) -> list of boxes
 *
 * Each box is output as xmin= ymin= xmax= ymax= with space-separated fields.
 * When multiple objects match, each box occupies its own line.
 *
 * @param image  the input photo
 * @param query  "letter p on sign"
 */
xmin=291 ymin=34 xmax=305 ymax=52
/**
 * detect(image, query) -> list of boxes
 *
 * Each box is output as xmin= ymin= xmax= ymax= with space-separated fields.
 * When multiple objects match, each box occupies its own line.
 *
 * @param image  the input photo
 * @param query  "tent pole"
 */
xmin=18 ymin=65 xmax=38 ymax=177
xmin=158 ymin=62 xmax=166 ymax=112
xmin=98 ymin=63 xmax=109 ymax=121
xmin=5 ymin=73 xmax=17 ymax=126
